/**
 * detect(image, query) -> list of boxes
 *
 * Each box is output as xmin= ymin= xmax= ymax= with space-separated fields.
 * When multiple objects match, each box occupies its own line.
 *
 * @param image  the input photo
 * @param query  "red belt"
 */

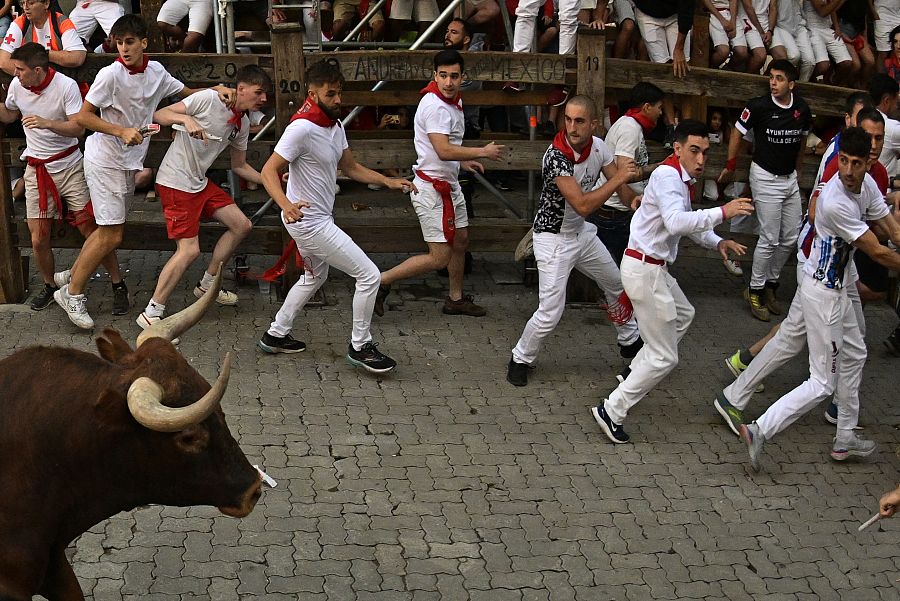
xmin=26 ymin=144 xmax=79 ymax=219
xmin=415 ymin=170 xmax=455 ymax=245
xmin=624 ymin=248 xmax=665 ymax=266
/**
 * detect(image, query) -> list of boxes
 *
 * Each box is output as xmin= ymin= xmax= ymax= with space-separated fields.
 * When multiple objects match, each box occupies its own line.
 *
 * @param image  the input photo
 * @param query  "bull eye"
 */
xmin=174 ymin=426 xmax=210 ymax=454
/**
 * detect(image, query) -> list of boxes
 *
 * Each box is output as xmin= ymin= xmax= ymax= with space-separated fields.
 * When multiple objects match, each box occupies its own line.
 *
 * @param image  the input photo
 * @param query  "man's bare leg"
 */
xmin=380 ymin=242 xmax=452 ymax=286
xmin=446 ymin=227 xmax=469 ymax=301
xmin=68 ymin=224 xmax=124 ymax=295
xmin=27 ymin=218 xmax=55 ymax=283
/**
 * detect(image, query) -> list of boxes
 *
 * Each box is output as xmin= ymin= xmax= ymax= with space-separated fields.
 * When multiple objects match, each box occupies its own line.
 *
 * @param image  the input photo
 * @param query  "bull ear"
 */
xmin=96 ymin=329 xmax=134 ymax=363
xmin=174 ymin=425 xmax=210 ymax=454
xmin=93 ymin=388 xmax=133 ymax=432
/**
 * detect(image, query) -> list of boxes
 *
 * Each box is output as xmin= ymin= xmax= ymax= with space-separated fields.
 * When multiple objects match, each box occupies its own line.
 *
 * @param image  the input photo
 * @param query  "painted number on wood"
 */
xmin=584 ymin=56 xmax=602 ymax=71
xmin=279 ymin=79 xmax=303 ymax=93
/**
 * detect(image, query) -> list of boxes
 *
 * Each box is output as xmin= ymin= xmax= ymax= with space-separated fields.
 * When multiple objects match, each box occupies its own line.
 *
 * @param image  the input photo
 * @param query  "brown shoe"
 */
xmin=763 ymin=285 xmax=782 ymax=315
xmin=744 ymin=288 xmax=770 ymax=322
xmin=443 ymin=294 xmax=486 ymax=317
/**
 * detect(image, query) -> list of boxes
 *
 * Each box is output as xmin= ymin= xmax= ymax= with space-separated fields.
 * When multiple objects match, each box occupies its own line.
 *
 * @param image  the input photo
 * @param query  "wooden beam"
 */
xmin=270 ymin=24 xmax=306 ymax=133
xmin=576 ymin=28 xmax=605 ymax=111
xmin=0 ymin=133 xmax=24 ymax=303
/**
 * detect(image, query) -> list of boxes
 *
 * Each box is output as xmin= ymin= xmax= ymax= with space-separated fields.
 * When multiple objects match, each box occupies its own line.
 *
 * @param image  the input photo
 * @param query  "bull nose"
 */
xmin=217 ymin=473 xmax=263 ymax=518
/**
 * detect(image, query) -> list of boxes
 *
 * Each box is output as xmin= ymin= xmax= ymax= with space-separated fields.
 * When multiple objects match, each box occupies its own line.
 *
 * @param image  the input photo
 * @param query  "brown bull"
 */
xmin=0 ymin=269 xmax=262 ymax=600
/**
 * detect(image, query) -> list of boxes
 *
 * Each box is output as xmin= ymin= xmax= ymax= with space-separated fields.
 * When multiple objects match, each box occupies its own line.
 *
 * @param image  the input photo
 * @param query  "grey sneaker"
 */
xmin=740 ymin=422 xmax=765 ymax=472
xmin=54 ymin=285 xmax=94 ymax=330
xmin=714 ymin=392 xmax=743 ymax=437
xmin=831 ymin=432 xmax=876 ymax=461
xmin=194 ymin=283 xmax=238 ymax=306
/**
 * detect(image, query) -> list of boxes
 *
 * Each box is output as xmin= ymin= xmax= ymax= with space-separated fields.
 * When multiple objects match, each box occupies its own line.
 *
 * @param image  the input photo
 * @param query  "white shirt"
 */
xmin=5 ymin=71 xmax=82 ymax=172
xmin=777 ymin=0 xmax=805 ymax=30
xmin=594 ymin=114 xmax=648 ymax=212
xmin=875 ymin=0 xmax=900 ymax=22
xmin=628 ymin=160 xmax=723 ymax=264
xmin=274 ymin=118 xmax=348 ymax=231
xmin=0 ymin=16 xmax=85 ymax=54
xmin=804 ymin=0 xmax=835 ymax=30
xmin=804 ymin=174 xmax=890 ymax=289
xmin=412 ymin=92 xmax=464 ymax=182
xmin=84 ymin=60 xmax=184 ymax=170
xmin=155 ymin=90 xmax=250 ymax=193
xmin=877 ymin=109 xmax=900 ymax=177
xmin=742 ymin=0 xmax=771 ymax=30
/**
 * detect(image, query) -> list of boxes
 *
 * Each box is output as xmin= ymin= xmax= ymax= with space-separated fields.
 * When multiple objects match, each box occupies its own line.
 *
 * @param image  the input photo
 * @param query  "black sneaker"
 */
xmin=30 ymin=283 xmax=58 ymax=311
xmin=347 ymin=342 xmax=396 ymax=373
xmin=373 ymin=284 xmax=391 ymax=317
xmin=506 ymin=358 xmax=529 ymax=387
xmin=618 ymin=337 xmax=643 ymax=359
xmin=111 ymin=282 xmax=130 ymax=315
xmin=616 ymin=366 xmax=631 ymax=384
xmin=591 ymin=404 xmax=630 ymax=444
xmin=258 ymin=332 xmax=307 ymax=354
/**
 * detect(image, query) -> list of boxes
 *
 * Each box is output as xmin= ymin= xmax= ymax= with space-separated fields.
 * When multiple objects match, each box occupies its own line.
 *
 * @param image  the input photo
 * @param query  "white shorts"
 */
xmin=157 ymin=0 xmax=213 ymax=34
xmin=874 ymin=14 xmax=900 ymax=52
xmin=580 ymin=0 xmax=597 ymax=10
xmin=68 ymin=0 xmax=124 ymax=39
xmin=388 ymin=0 xmax=439 ymax=22
xmin=411 ymin=177 xmax=468 ymax=243
xmin=613 ymin=0 xmax=635 ymax=24
xmin=84 ymin=162 xmax=136 ymax=226
xmin=634 ymin=8 xmax=691 ymax=63
xmin=808 ymin=26 xmax=852 ymax=64
xmin=24 ymin=162 xmax=90 ymax=219
xmin=741 ymin=15 xmax=769 ymax=51
xmin=709 ymin=9 xmax=747 ymax=48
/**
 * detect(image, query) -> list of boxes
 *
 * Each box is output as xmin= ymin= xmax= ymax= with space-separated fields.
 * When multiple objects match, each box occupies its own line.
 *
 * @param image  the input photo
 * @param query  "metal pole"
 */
xmin=334 ymin=0 xmax=387 ymax=48
xmin=212 ymin=0 xmax=224 ymax=53
xmin=251 ymin=116 xmax=276 ymax=141
xmin=496 ymin=0 xmax=514 ymax=49
xmin=470 ymin=170 xmax=522 ymax=219
xmin=322 ymin=41 xmax=444 ymax=48
xmin=226 ymin=0 xmax=236 ymax=53
xmin=341 ymin=0 xmax=463 ymax=128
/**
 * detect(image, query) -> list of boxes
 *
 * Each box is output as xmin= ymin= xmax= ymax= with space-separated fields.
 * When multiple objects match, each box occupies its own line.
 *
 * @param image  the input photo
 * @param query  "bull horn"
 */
xmin=127 ymin=352 xmax=232 ymax=432
xmin=136 ymin=263 xmax=224 ymax=348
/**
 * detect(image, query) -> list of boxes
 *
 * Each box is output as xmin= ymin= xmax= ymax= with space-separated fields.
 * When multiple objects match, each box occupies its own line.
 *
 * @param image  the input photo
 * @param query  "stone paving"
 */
xmin=3 ymin=243 xmax=900 ymax=601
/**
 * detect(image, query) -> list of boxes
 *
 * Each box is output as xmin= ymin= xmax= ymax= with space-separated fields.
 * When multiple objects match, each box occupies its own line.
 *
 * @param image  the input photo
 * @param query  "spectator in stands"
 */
xmin=874 ymin=0 xmax=900 ymax=73
xmin=0 ymin=0 xmax=14 ymax=42
xmin=68 ymin=0 xmax=123 ymax=47
xmin=837 ymin=0 xmax=875 ymax=88
xmin=770 ymin=0 xmax=815 ymax=82
xmin=333 ymin=0 xmax=385 ymax=41
xmin=513 ymin=0 xmax=578 ymax=55
xmin=632 ymin=0 xmax=694 ymax=78
xmin=157 ymin=0 xmax=215 ymax=52
xmin=737 ymin=0 xmax=773 ymax=74
xmin=803 ymin=0 xmax=853 ymax=85
xmin=610 ymin=0 xmax=648 ymax=60
xmin=884 ymin=24 xmax=900 ymax=84
xmin=869 ymin=74 xmax=900 ymax=177
xmin=704 ymin=0 xmax=749 ymax=71
xmin=0 ymin=0 xmax=86 ymax=75
xmin=457 ymin=0 xmax=500 ymax=31
xmin=388 ymin=0 xmax=439 ymax=42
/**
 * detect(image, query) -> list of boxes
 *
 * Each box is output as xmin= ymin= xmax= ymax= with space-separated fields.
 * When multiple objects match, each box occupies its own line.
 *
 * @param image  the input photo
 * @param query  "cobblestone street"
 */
xmin=4 ymin=246 xmax=899 ymax=601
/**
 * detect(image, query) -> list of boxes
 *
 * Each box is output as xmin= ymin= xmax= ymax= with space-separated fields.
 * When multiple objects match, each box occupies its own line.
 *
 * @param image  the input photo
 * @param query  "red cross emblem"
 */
xmin=3 ymin=34 xmax=15 ymax=46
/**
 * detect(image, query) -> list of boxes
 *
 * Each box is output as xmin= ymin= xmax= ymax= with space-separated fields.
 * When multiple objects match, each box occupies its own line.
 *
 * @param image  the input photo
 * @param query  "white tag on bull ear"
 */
xmin=253 ymin=465 xmax=277 ymax=488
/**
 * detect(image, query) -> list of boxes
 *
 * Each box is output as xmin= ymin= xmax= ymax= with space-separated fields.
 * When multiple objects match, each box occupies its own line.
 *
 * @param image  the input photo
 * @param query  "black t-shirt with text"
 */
xmin=735 ymin=94 xmax=812 ymax=176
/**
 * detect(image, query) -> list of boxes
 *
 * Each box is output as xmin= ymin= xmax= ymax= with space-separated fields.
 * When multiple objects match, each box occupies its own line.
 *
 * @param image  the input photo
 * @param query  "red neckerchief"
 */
xmin=24 ymin=67 xmax=55 ymax=96
xmin=552 ymin=130 xmax=592 ymax=164
xmin=661 ymin=153 xmax=696 ymax=201
xmin=115 ymin=55 xmax=149 ymax=75
xmin=290 ymin=97 xmax=338 ymax=128
xmin=625 ymin=107 xmax=655 ymax=134
xmin=420 ymin=81 xmax=462 ymax=110
xmin=228 ymin=108 xmax=245 ymax=127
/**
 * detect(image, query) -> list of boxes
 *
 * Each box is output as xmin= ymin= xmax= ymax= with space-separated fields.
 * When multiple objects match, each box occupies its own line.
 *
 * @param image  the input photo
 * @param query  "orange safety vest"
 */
xmin=12 ymin=12 xmax=75 ymax=52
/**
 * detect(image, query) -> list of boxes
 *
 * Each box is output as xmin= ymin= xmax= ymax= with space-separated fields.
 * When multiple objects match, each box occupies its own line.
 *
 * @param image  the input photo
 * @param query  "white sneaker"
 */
xmin=137 ymin=312 xmax=179 ymax=344
xmin=194 ymin=284 xmax=239 ymax=306
xmin=723 ymin=259 xmax=743 ymax=276
xmin=54 ymin=285 xmax=94 ymax=330
xmin=53 ymin=269 xmax=71 ymax=288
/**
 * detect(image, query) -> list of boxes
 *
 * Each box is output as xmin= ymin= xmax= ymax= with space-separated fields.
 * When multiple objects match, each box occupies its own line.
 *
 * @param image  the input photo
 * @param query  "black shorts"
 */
xmin=854 ymin=249 xmax=889 ymax=293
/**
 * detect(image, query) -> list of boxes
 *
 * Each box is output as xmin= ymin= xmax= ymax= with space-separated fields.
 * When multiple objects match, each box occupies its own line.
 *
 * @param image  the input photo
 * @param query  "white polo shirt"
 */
xmin=594 ymin=115 xmax=648 ymax=212
xmin=274 ymin=117 xmax=348 ymax=231
xmin=84 ymin=60 xmax=185 ymax=170
xmin=412 ymin=92 xmax=464 ymax=183
xmin=156 ymin=89 xmax=250 ymax=193
xmin=628 ymin=158 xmax=723 ymax=264
xmin=5 ymin=71 xmax=83 ymax=172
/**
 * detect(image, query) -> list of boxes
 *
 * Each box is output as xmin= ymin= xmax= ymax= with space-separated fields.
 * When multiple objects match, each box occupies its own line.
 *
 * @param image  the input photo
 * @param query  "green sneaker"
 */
xmin=714 ymin=392 xmax=743 ymax=436
xmin=725 ymin=350 xmax=765 ymax=393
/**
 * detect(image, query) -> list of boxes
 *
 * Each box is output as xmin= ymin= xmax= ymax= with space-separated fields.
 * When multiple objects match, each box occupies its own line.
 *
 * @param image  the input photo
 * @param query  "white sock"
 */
xmin=144 ymin=300 xmax=165 ymax=318
xmin=199 ymin=271 xmax=216 ymax=290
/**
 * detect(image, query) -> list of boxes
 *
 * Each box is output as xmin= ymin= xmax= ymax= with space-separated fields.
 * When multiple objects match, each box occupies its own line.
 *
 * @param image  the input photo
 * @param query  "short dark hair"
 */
xmin=110 ymin=14 xmax=148 ymax=40
xmin=10 ymin=42 xmax=49 ymax=70
xmin=629 ymin=82 xmax=664 ymax=109
xmin=674 ymin=119 xmax=709 ymax=143
xmin=306 ymin=58 xmax=344 ymax=88
xmin=868 ymin=74 xmax=900 ymax=106
xmin=448 ymin=18 xmax=471 ymax=39
xmin=767 ymin=59 xmax=798 ymax=82
xmin=844 ymin=91 xmax=872 ymax=115
xmin=236 ymin=65 xmax=271 ymax=91
xmin=839 ymin=126 xmax=872 ymax=160
xmin=434 ymin=49 xmax=464 ymax=73
xmin=890 ymin=24 xmax=900 ymax=45
xmin=566 ymin=94 xmax=596 ymax=119
xmin=856 ymin=108 xmax=885 ymax=128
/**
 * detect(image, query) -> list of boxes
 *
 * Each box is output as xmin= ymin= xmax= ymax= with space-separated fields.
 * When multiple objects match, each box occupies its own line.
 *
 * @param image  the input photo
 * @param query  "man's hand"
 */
xmin=589 ymin=19 xmax=606 ymax=29
xmin=21 ymin=115 xmax=52 ymax=129
xmin=214 ymin=85 xmax=236 ymax=108
xmin=630 ymin=194 xmax=643 ymax=211
xmin=615 ymin=159 xmax=639 ymax=185
xmin=722 ymin=197 xmax=754 ymax=219
xmin=461 ymin=160 xmax=484 ymax=173
xmin=672 ymin=47 xmax=689 ymax=78
xmin=385 ymin=177 xmax=417 ymax=194
xmin=887 ymin=191 xmax=900 ymax=214
xmin=718 ymin=239 xmax=747 ymax=260
xmin=181 ymin=115 xmax=208 ymax=143
xmin=118 ymin=127 xmax=144 ymax=146
xmin=762 ymin=29 xmax=772 ymax=46
xmin=724 ymin=19 xmax=736 ymax=38
xmin=717 ymin=165 xmax=735 ymax=185
xmin=283 ymin=200 xmax=311 ymax=224
xmin=879 ymin=486 xmax=900 ymax=518
xmin=480 ymin=141 xmax=505 ymax=161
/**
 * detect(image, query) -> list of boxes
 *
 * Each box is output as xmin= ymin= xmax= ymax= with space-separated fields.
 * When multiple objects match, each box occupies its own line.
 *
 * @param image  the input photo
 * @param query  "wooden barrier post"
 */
xmin=0 ymin=133 xmax=24 ymax=303
xmin=577 ymin=28 xmax=606 ymax=116
xmin=139 ymin=0 xmax=167 ymax=53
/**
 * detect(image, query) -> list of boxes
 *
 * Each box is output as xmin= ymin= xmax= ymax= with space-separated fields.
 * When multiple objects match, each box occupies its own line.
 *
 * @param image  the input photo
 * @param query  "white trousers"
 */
xmin=749 ymin=163 xmax=802 ymax=288
xmin=605 ymin=256 xmax=694 ymax=425
xmin=512 ymin=224 xmax=640 ymax=364
xmin=755 ymin=280 xmax=866 ymax=439
xmin=269 ymin=219 xmax=380 ymax=350
xmin=772 ymin=26 xmax=816 ymax=81
xmin=69 ymin=0 xmax=124 ymax=39
xmin=513 ymin=0 xmax=580 ymax=54
xmin=633 ymin=8 xmax=691 ymax=63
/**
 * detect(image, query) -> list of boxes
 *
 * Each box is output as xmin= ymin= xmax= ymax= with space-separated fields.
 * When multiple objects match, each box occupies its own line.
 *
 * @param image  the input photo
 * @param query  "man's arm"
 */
xmin=809 ymin=0 xmax=846 ymax=17
xmin=718 ymin=125 xmax=751 ymax=183
xmin=338 ymin=148 xmax=416 ymax=193
xmin=557 ymin=160 xmax=636 ymax=217
xmin=603 ymin=160 xmax=637 ymax=205
xmin=852 ymin=227 xmax=900 ymax=271
xmin=153 ymin=101 xmax=209 ymax=141
xmin=74 ymin=100 xmax=143 ymax=145
xmin=260 ymin=151 xmax=308 ymax=223
xmin=0 ymin=103 xmax=19 ymax=124
xmin=21 ymin=112 xmax=83 ymax=137
xmin=48 ymin=49 xmax=86 ymax=68
xmin=178 ymin=85 xmax=235 ymax=107
xmin=230 ymin=148 xmax=262 ymax=185
xmin=740 ymin=0 xmax=768 ymax=42
xmin=427 ymin=133 xmax=504 ymax=162
xmin=0 ymin=50 xmax=13 ymax=76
